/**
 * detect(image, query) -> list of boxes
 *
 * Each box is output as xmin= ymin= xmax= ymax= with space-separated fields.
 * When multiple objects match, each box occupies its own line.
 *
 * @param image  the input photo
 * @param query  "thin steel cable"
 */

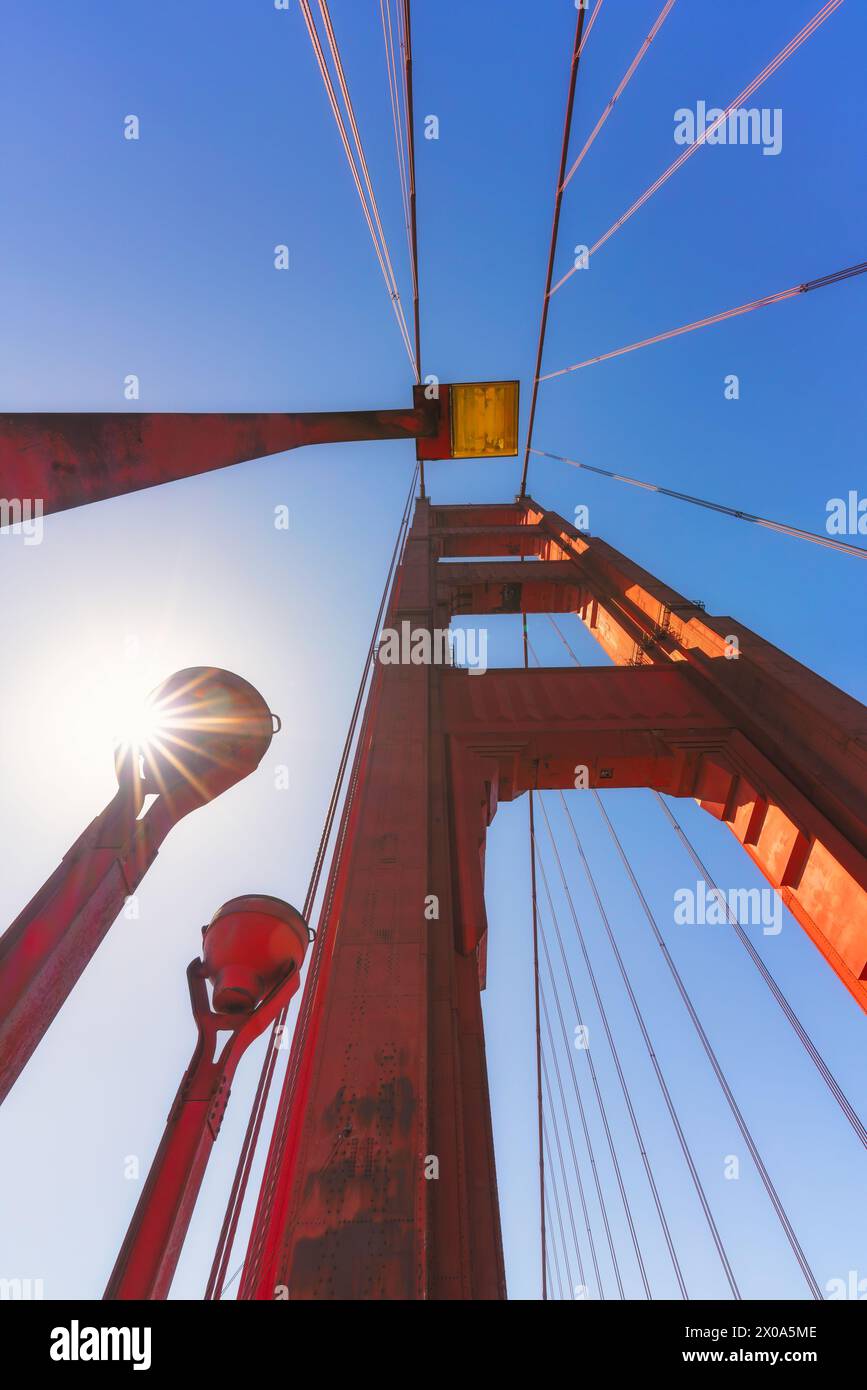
xmin=579 ymin=0 xmax=607 ymax=55
xmin=380 ymin=0 xmax=413 ymax=270
xmin=550 ymin=0 xmax=847 ymax=292
xmin=317 ymin=0 xmax=417 ymax=378
xmin=655 ymin=793 xmax=867 ymax=1153
xmin=539 ymin=895 xmax=625 ymax=1295
xmin=537 ymin=795 xmax=688 ymax=1298
xmin=553 ymin=786 xmax=742 ymax=1299
xmin=544 ymin=1187 xmax=566 ymax=1300
xmin=530 ymin=447 xmax=867 ymax=560
xmin=299 ymin=0 xmax=416 ymax=372
xmin=399 ymin=0 xmax=422 ymax=382
xmin=207 ymin=465 xmax=419 ymax=1299
xmin=540 ymin=931 xmax=617 ymax=1297
xmin=527 ymin=625 xmax=739 ymax=1294
xmin=541 ymin=260 xmax=867 ymax=377
xmin=594 ymin=793 xmax=823 ymax=1300
xmin=562 ymin=0 xmax=678 ymax=190
xmin=540 ymin=963 xmax=606 ymax=1299
xmin=519 ymin=2 xmax=588 ymax=496
xmin=543 ymin=1119 xmax=574 ymax=1299
xmin=536 ymin=842 xmax=652 ymax=1298
xmin=541 ymin=1045 xmax=587 ymax=1294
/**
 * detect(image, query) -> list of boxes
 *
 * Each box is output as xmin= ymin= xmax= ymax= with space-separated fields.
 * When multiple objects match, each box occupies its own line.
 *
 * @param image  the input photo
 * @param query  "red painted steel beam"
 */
xmin=436 ymin=505 xmax=867 ymax=1014
xmin=0 ymin=403 xmax=440 ymax=516
xmin=240 ymin=498 xmax=867 ymax=1302
xmin=240 ymin=500 xmax=506 ymax=1301
xmin=436 ymin=559 xmax=579 ymax=615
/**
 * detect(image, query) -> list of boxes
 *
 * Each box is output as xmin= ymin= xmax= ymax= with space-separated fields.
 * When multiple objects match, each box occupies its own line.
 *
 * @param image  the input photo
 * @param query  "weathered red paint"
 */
xmin=105 ymin=896 xmax=308 ymax=1301
xmin=238 ymin=497 xmax=867 ymax=1301
xmin=0 ymin=403 xmax=441 ymax=516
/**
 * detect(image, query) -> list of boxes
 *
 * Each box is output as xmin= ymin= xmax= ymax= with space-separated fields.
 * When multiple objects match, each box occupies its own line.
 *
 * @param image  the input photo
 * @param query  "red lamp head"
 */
xmin=114 ymin=667 xmax=277 ymax=805
xmin=202 ymin=894 xmax=309 ymax=1014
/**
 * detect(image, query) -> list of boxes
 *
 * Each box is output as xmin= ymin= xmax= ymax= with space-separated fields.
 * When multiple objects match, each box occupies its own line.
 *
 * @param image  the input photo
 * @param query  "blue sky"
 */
xmin=1 ymin=0 xmax=865 ymax=1301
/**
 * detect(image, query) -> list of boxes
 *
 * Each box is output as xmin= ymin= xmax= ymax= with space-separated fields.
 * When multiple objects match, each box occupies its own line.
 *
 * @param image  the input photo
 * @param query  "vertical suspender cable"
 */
xmin=519 ymin=2 xmax=588 ymax=496
xmin=537 ymin=794 xmax=688 ymax=1297
xmin=541 ymin=1045 xmax=587 ymax=1294
xmin=595 ymin=793 xmax=822 ymax=1300
xmin=540 ymin=974 xmax=607 ymax=1298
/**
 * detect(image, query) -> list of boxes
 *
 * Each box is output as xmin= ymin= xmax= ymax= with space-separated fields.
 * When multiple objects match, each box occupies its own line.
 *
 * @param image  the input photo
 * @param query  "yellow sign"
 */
xmin=449 ymin=381 xmax=519 ymax=459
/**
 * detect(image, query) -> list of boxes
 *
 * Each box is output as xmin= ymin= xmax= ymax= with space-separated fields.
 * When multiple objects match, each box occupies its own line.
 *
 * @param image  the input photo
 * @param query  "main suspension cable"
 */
xmin=518 ymin=2 xmax=589 ymax=497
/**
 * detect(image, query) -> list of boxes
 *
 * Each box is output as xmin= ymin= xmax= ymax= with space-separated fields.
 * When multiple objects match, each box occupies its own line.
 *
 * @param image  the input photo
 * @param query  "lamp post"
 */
xmin=104 ymin=895 xmax=309 ymax=1301
xmin=0 ymin=667 xmax=277 ymax=1105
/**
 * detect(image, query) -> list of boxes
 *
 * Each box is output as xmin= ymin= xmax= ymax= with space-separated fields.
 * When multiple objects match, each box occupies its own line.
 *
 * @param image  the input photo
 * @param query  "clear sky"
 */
xmin=1 ymin=0 xmax=865 ymax=1301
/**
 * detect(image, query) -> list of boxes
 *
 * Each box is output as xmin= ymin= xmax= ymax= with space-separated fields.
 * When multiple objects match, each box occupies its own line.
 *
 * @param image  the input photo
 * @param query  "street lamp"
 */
xmin=0 ymin=667 xmax=277 ymax=1105
xmin=104 ymin=895 xmax=309 ymax=1301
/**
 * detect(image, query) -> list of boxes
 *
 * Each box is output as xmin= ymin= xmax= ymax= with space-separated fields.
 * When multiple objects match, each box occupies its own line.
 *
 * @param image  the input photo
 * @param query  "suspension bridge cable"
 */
xmin=544 ymin=1186 xmax=566 ymax=1300
xmin=552 ymin=785 xmax=742 ymax=1300
xmin=536 ymin=831 xmax=653 ymax=1297
xmin=593 ymin=792 xmax=823 ymax=1300
xmin=550 ymin=0 xmax=847 ymax=293
xmin=537 ymin=794 xmax=689 ymax=1298
xmin=399 ymin=1 xmax=422 ymax=383
xmin=527 ymin=631 xmax=739 ymax=1301
xmin=398 ymin=0 xmax=426 ymax=496
xmin=380 ymin=0 xmax=413 ymax=274
xmin=529 ymin=620 xmax=739 ymax=1295
xmin=317 ymin=0 xmax=418 ymax=378
xmin=541 ymin=1045 xmax=588 ymax=1294
xmin=541 ymin=259 xmax=867 ymax=378
xmin=547 ymin=610 xmax=856 ymax=1293
xmin=538 ymin=879 xmax=639 ymax=1297
xmin=540 ymin=932 xmax=622 ymax=1297
xmin=562 ymin=0 xmax=678 ymax=190
xmin=655 ymin=793 xmax=867 ymax=1153
xmin=207 ymin=465 xmax=419 ymax=1299
xmin=518 ymin=1 xmax=589 ymax=497
xmin=530 ymin=447 xmax=867 ymax=560
xmin=544 ymin=1249 xmax=554 ymax=1301
xmin=540 ymin=963 xmax=606 ymax=1298
xmin=523 ymin=612 xmax=547 ymax=1299
xmin=299 ymin=0 xmax=417 ymax=373
xmin=579 ymin=0 xmax=607 ymax=56
xmin=543 ymin=1118 xmax=574 ymax=1299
